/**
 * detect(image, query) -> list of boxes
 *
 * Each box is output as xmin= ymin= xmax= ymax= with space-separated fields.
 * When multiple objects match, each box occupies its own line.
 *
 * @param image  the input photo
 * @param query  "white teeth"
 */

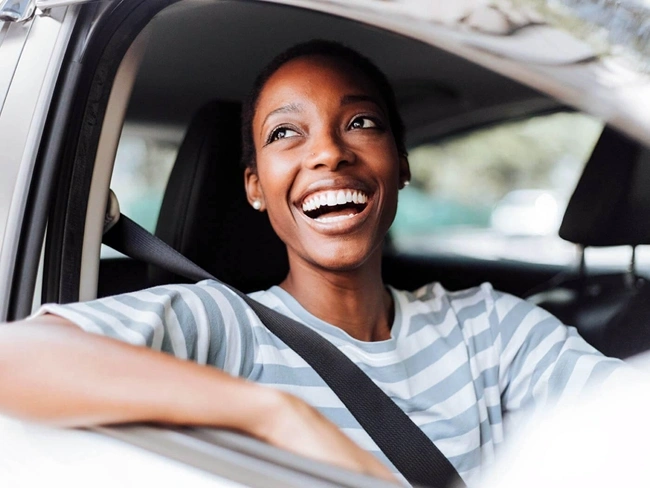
xmin=315 ymin=213 xmax=357 ymax=223
xmin=301 ymin=189 xmax=370 ymax=213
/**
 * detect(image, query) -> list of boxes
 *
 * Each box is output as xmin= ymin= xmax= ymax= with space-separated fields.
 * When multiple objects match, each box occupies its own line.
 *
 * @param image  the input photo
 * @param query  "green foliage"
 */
xmin=407 ymin=112 xmax=602 ymax=208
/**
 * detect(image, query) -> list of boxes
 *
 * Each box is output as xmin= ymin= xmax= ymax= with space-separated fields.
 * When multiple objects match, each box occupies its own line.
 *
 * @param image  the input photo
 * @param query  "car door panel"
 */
xmin=0 ymin=5 xmax=80 ymax=320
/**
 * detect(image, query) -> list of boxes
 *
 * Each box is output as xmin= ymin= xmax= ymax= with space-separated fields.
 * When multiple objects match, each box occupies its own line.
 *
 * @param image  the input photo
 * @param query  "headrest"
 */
xmin=559 ymin=126 xmax=650 ymax=247
xmin=150 ymin=101 xmax=288 ymax=291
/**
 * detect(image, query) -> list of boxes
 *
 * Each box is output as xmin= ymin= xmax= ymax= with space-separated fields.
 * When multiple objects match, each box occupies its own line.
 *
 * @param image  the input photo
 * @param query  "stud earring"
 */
xmin=252 ymin=200 xmax=262 ymax=210
xmin=402 ymin=180 xmax=410 ymax=188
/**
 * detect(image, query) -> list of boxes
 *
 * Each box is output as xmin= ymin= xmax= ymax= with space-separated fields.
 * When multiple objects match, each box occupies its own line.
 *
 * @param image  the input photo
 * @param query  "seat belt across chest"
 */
xmin=102 ymin=213 xmax=466 ymax=488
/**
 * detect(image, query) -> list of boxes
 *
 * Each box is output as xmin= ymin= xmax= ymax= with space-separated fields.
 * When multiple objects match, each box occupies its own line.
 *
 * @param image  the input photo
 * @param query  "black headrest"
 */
xmin=559 ymin=126 xmax=650 ymax=247
xmin=149 ymin=101 xmax=288 ymax=291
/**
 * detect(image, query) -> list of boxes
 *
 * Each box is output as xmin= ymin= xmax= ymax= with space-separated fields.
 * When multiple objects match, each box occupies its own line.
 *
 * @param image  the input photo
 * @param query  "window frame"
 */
xmin=0 ymin=6 xmax=83 ymax=321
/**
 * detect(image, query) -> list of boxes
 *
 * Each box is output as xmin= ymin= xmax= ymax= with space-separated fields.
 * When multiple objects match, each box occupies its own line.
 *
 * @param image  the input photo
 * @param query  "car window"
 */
xmin=391 ymin=112 xmax=604 ymax=266
xmin=101 ymin=124 xmax=182 ymax=258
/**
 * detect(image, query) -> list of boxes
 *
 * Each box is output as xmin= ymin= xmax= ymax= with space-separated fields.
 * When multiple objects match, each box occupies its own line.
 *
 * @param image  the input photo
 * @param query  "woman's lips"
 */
xmin=296 ymin=193 xmax=373 ymax=234
xmin=301 ymin=188 xmax=369 ymax=224
xmin=294 ymin=178 xmax=375 ymax=233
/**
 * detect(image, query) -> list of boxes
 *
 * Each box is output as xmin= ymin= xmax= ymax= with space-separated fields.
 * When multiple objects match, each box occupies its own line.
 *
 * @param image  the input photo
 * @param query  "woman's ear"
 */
xmin=398 ymin=156 xmax=411 ymax=189
xmin=244 ymin=167 xmax=266 ymax=211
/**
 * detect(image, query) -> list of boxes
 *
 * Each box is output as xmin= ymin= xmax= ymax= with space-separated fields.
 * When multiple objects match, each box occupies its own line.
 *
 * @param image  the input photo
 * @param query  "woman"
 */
xmin=0 ymin=41 xmax=623 ymax=486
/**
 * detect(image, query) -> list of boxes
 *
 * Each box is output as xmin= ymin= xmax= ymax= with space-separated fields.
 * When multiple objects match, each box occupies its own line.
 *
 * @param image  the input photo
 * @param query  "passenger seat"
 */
xmin=528 ymin=126 xmax=650 ymax=359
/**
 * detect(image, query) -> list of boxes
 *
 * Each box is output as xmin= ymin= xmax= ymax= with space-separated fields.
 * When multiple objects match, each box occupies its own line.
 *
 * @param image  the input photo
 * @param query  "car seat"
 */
xmin=527 ymin=126 xmax=650 ymax=359
xmin=148 ymin=101 xmax=289 ymax=292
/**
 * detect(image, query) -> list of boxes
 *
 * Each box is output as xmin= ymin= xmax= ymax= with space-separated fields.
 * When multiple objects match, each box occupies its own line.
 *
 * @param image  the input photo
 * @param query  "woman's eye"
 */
xmin=268 ymin=127 xmax=299 ymax=143
xmin=349 ymin=116 xmax=378 ymax=130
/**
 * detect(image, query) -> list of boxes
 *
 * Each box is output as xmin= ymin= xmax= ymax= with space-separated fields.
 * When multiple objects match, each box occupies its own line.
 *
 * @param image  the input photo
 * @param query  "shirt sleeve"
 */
xmin=31 ymin=280 xmax=257 ymax=377
xmin=484 ymin=285 xmax=625 ymax=416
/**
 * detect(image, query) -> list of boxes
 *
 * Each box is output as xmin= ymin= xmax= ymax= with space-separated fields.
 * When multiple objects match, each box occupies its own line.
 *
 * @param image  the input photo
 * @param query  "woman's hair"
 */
xmin=241 ymin=39 xmax=407 ymax=169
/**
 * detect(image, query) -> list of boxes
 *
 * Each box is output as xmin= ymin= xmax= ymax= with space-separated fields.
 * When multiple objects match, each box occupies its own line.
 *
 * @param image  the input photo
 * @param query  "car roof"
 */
xmin=125 ymin=0 xmax=650 ymax=147
xmin=124 ymin=1 xmax=552 ymax=145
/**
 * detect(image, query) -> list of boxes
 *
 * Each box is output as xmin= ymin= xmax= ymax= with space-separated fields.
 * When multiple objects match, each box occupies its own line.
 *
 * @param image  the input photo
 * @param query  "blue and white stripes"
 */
xmin=38 ymin=280 xmax=623 ymax=486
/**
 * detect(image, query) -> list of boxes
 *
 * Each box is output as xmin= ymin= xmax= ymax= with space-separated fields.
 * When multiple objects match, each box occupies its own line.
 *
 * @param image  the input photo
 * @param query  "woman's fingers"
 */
xmin=258 ymin=393 xmax=398 ymax=483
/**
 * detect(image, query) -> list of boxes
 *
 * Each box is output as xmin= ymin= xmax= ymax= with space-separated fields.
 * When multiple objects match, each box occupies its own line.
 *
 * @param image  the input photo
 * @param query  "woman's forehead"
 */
xmin=255 ymin=55 xmax=380 ymax=113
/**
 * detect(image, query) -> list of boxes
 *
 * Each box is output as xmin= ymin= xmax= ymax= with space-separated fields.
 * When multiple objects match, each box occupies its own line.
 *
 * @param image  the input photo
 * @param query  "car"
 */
xmin=1 ymin=0 xmax=649 ymax=485
xmin=489 ymin=190 xmax=565 ymax=237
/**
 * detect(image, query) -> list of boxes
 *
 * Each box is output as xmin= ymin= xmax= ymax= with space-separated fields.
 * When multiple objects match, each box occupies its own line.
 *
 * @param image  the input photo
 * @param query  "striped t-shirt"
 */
xmin=38 ymin=280 xmax=623 ymax=485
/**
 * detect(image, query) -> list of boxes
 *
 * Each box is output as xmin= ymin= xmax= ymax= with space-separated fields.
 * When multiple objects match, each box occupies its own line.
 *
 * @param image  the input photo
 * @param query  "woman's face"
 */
xmin=246 ymin=55 xmax=409 ymax=273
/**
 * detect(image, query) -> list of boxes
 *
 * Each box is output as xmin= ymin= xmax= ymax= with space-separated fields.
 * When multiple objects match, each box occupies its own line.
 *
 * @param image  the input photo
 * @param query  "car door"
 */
xmin=0 ymin=10 xmax=37 ymax=320
xmin=0 ymin=0 xmax=99 ymax=321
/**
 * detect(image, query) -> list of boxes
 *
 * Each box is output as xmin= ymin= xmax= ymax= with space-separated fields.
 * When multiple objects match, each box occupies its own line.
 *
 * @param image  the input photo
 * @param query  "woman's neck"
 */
xmin=279 ymin=252 xmax=393 ymax=342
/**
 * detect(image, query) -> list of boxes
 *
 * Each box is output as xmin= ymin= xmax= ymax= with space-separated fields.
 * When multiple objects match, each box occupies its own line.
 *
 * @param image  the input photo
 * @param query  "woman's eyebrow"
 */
xmin=262 ymin=102 xmax=303 ymax=128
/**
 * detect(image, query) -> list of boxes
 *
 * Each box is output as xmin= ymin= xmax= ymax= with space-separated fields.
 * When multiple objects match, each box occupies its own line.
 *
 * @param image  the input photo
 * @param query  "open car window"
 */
xmin=100 ymin=124 xmax=181 ymax=259
xmin=391 ymin=112 xmax=604 ymax=266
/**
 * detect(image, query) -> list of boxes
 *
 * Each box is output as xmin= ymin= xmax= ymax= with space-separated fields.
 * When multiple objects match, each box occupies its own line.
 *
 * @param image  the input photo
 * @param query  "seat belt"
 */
xmin=103 ymin=213 xmax=466 ymax=488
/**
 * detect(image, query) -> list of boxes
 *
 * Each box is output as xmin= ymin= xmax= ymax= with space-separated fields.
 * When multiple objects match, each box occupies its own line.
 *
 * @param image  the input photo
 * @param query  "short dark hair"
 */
xmin=241 ymin=39 xmax=407 ymax=170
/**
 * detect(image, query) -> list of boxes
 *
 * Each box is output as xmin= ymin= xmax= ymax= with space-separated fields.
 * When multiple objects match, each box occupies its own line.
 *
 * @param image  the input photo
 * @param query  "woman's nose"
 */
xmin=304 ymin=130 xmax=355 ymax=170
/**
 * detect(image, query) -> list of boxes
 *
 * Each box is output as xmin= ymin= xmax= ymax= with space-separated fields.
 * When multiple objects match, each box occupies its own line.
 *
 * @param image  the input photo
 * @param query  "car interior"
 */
xmin=30 ymin=0 xmax=650 ymax=364
xmin=527 ymin=126 xmax=650 ymax=358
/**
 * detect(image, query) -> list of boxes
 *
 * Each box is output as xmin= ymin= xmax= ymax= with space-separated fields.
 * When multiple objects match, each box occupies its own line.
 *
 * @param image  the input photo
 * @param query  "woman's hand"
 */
xmin=253 ymin=391 xmax=398 ymax=484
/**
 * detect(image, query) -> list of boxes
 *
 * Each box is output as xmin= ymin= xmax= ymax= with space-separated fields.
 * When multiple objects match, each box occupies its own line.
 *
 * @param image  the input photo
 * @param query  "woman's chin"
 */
xmin=297 ymin=244 xmax=380 ymax=274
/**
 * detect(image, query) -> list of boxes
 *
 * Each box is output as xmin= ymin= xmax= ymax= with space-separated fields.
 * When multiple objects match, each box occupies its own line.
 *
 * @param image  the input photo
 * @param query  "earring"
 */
xmin=402 ymin=180 xmax=410 ymax=188
xmin=252 ymin=200 xmax=262 ymax=210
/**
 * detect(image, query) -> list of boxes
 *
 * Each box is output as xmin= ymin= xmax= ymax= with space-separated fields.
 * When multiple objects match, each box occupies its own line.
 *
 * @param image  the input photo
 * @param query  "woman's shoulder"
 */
xmin=392 ymin=281 xmax=527 ymax=338
xmin=394 ymin=281 xmax=502 ymax=307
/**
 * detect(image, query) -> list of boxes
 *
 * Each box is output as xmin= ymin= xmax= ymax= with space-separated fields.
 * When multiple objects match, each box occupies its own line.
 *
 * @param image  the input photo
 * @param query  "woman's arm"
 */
xmin=0 ymin=315 xmax=273 ymax=428
xmin=0 ymin=315 xmax=396 ymax=482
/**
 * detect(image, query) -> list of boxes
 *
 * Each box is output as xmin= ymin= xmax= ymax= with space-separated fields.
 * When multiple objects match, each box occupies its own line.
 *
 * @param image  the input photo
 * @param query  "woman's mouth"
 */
xmin=300 ymin=189 xmax=369 ymax=223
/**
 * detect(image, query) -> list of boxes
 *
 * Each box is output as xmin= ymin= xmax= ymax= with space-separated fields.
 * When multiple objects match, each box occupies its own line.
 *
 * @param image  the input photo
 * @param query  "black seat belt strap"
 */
xmin=103 ymin=214 xmax=466 ymax=488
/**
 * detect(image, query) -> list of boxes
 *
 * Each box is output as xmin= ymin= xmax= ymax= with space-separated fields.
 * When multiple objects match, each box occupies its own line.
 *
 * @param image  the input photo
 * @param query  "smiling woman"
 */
xmin=244 ymin=43 xmax=408 ymax=310
xmin=0 ymin=40 xmax=626 ymax=488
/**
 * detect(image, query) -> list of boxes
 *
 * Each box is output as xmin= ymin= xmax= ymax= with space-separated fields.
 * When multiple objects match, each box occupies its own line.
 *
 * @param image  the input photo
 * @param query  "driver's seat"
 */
xmin=149 ymin=100 xmax=289 ymax=292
